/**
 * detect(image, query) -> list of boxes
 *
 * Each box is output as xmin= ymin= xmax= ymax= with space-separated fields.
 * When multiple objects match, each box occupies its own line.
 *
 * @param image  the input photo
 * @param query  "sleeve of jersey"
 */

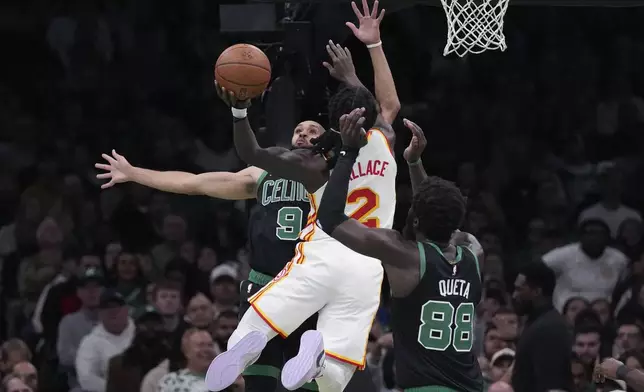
xmin=317 ymin=148 xmax=359 ymax=234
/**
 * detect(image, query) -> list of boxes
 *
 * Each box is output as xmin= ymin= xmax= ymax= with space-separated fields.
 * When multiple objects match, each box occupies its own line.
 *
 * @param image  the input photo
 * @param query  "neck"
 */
xmin=185 ymin=363 xmax=207 ymax=377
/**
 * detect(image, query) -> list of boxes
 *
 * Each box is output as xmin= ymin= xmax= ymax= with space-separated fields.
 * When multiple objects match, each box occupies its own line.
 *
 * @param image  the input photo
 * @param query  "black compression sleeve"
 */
xmin=317 ymin=148 xmax=360 ymax=234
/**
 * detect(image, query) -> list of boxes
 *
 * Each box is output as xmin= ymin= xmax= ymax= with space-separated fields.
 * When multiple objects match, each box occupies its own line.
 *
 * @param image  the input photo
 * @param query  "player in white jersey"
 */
xmin=205 ymin=3 xmax=401 ymax=391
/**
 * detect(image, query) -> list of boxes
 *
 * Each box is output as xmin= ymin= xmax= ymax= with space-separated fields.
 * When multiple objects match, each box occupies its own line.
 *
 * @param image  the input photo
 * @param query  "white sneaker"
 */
xmin=281 ymin=330 xmax=325 ymax=391
xmin=205 ymin=331 xmax=267 ymax=391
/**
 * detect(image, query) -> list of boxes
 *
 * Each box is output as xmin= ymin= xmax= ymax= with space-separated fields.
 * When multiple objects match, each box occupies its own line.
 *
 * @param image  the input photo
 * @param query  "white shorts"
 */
xmin=248 ymin=239 xmax=384 ymax=369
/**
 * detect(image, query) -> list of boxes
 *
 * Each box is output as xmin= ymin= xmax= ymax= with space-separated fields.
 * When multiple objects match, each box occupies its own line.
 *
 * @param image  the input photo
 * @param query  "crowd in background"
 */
xmin=1 ymin=1 xmax=644 ymax=392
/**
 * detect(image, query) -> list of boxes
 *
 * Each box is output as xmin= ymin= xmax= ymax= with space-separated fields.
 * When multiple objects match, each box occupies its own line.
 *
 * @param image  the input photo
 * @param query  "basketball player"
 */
xmin=94 ymin=122 xmax=326 ymax=392
xmin=316 ymin=110 xmax=484 ymax=392
xmin=205 ymin=2 xmax=400 ymax=391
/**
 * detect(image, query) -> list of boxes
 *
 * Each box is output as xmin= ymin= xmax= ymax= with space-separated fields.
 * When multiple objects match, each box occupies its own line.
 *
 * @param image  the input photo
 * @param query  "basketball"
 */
xmin=214 ymin=44 xmax=272 ymax=100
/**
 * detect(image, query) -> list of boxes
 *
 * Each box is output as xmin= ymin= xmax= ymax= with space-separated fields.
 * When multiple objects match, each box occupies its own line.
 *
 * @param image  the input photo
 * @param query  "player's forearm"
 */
xmin=408 ymin=159 xmax=428 ymax=195
xmin=129 ymin=167 xmax=200 ymax=194
xmin=623 ymin=368 xmax=644 ymax=391
xmin=369 ymin=45 xmax=400 ymax=124
xmin=233 ymin=117 xmax=263 ymax=164
xmin=317 ymin=150 xmax=357 ymax=234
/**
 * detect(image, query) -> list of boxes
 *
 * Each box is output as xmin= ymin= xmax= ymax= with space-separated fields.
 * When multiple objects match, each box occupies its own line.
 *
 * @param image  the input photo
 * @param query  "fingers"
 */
xmin=361 ymin=0 xmax=370 ymax=17
xmin=339 ymin=114 xmax=349 ymax=132
xmin=112 ymin=149 xmax=123 ymax=160
xmin=345 ymin=47 xmax=353 ymax=61
xmin=95 ymin=163 xmax=111 ymax=171
xmin=322 ymin=61 xmax=333 ymax=71
xmin=96 ymin=173 xmax=112 ymax=179
xmin=377 ymin=8 xmax=385 ymax=22
xmin=101 ymin=180 xmax=115 ymax=190
xmin=351 ymin=1 xmax=363 ymax=18
xmin=345 ymin=21 xmax=359 ymax=35
xmin=326 ymin=42 xmax=339 ymax=62
xmin=404 ymin=118 xmax=426 ymax=142
xmin=101 ymin=153 xmax=117 ymax=165
xmin=371 ymin=0 xmax=379 ymax=18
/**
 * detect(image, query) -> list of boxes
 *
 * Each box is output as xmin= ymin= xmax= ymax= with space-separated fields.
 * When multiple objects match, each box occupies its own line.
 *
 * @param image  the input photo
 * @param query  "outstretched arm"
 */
xmin=95 ymin=150 xmax=260 ymax=200
xmin=317 ymin=110 xmax=415 ymax=266
xmin=346 ymin=0 xmax=400 ymax=125
xmin=215 ymin=82 xmax=325 ymax=189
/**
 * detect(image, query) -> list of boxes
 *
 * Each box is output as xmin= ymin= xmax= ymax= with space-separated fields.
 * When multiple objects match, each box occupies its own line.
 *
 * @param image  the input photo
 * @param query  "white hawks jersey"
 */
xmin=300 ymin=128 xmax=397 ymax=242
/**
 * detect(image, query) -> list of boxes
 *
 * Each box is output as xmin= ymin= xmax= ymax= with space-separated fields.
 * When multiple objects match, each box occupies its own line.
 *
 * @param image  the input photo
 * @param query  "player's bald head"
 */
xmin=291 ymin=121 xmax=325 ymax=149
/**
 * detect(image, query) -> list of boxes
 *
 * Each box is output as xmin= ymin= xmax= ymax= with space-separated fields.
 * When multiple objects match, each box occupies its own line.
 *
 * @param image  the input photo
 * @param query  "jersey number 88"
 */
xmin=417 ymin=300 xmax=475 ymax=352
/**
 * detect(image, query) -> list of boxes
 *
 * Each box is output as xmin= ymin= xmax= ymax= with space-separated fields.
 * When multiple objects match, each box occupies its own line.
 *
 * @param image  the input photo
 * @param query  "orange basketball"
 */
xmin=214 ymin=44 xmax=271 ymax=100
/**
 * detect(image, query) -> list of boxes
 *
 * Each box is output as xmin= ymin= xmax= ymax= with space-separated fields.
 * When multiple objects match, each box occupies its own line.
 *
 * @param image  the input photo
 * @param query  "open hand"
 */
xmin=95 ymin=150 xmax=133 ymax=189
xmin=323 ymin=40 xmax=357 ymax=83
xmin=346 ymin=0 xmax=385 ymax=46
xmin=214 ymin=81 xmax=251 ymax=109
xmin=402 ymin=118 xmax=427 ymax=163
xmin=339 ymin=107 xmax=367 ymax=149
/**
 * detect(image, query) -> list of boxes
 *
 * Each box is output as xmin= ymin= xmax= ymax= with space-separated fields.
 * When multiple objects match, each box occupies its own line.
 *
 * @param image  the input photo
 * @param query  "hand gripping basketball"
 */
xmin=215 ymin=80 xmax=251 ymax=110
xmin=339 ymin=108 xmax=367 ymax=149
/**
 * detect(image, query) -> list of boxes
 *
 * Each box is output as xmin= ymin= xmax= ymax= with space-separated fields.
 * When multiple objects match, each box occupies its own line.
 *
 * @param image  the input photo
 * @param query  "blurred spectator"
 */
xmin=184 ymin=293 xmax=215 ymax=330
xmin=543 ymin=219 xmax=628 ymax=311
xmin=0 ymin=340 xmax=32 ymax=379
xmin=211 ymin=310 xmax=238 ymax=355
xmin=41 ymin=253 xmax=102 ymax=348
xmin=151 ymin=279 xmax=183 ymax=333
xmin=613 ymin=320 xmax=643 ymax=358
xmin=75 ymin=290 xmax=135 ymax=392
xmin=111 ymin=251 xmax=147 ymax=311
xmin=512 ymin=262 xmax=572 ymax=392
xmin=57 ymin=267 xmax=103 ymax=390
xmin=18 ymin=218 xmax=64 ymax=306
xmin=208 ymin=264 xmax=239 ymax=317
xmin=572 ymin=324 xmax=602 ymax=373
xmin=489 ymin=348 xmax=515 ymax=384
xmin=105 ymin=307 xmax=170 ymax=392
xmin=571 ymin=354 xmax=591 ymax=392
xmin=11 ymin=362 xmax=37 ymax=392
xmin=150 ymin=214 xmax=188 ymax=273
xmin=579 ymin=165 xmax=641 ymax=238
xmin=2 ymin=375 xmax=33 ymax=392
xmin=157 ymin=329 xmax=219 ymax=392
xmin=562 ymin=297 xmax=591 ymax=328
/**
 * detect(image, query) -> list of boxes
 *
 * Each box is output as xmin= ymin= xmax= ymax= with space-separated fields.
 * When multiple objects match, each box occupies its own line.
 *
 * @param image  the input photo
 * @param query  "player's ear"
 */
xmin=413 ymin=217 xmax=419 ymax=230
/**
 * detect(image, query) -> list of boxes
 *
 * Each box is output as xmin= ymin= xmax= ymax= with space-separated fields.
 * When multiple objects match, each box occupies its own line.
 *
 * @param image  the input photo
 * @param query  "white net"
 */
xmin=440 ymin=0 xmax=511 ymax=57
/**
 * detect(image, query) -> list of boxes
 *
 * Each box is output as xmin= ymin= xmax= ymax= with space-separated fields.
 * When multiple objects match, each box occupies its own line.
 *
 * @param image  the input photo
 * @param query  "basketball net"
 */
xmin=440 ymin=0 xmax=510 ymax=57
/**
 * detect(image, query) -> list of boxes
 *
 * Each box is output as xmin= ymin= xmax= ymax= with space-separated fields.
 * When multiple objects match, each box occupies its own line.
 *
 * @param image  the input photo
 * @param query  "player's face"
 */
xmin=291 ymin=121 xmax=324 ymax=149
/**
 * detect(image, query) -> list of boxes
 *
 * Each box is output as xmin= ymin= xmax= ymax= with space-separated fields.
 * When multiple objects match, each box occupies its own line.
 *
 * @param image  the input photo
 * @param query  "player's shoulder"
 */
xmin=370 ymin=115 xmax=395 ymax=146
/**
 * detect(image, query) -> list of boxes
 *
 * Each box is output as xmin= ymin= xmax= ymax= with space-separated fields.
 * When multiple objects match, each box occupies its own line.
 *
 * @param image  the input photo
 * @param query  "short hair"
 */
xmin=412 ymin=176 xmax=466 ymax=243
xmin=578 ymin=218 xmax=610 ymax=235
xmin=327 ymin=84 xmax=378 ymax=132
xmin=617 ymin=319 xmax=644 ymax=335
xmin=152 ymin=279 xmax=183 ymax=299
xmin=216 ymin=310 xmax=238 ymax=322
xmin=519 ymin=261 xmax=556 ymax=298
xmin=485 ymin=289 xmax=507 ymax=307
xmin=0 ymin=339 xmax=32 ymax=363
xmin=574 ymin=309 xmax=601 ymax=327
xmin=573 ymin=323 xmax=602 ymax=338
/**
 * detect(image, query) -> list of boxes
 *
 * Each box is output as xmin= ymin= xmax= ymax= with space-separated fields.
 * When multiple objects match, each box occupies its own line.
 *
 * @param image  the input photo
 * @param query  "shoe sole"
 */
xmin=205 ymin=331 xmax=267 ymax=391
xmin=281 ymin=330 xmax=324 ymax=391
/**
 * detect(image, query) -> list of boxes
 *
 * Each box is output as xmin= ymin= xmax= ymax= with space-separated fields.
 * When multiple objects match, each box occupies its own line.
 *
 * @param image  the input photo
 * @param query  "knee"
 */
xmin=227 ymin=307 xmax=277 ymax=349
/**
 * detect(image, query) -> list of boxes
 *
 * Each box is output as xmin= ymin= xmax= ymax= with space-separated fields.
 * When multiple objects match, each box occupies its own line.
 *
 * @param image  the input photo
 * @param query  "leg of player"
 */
xmin=205 ymin=308 xmax=278 ymax=391
xmin=281 ymin=330 xmax=356 ymax=392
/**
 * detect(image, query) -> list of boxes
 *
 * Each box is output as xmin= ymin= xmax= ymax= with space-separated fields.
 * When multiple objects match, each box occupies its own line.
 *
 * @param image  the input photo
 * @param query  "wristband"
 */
xmin=616 ymin=365 xmax=631 ymax=380
xmin=340 ymin=147 xmax=360 ymax=159
xmin=231 ymin=107 xmax=247 ymax=119
xmin=366 ymin=41 xmax=382 ymax=49
xmin=407 ymin=159 xmax=422 ymax=167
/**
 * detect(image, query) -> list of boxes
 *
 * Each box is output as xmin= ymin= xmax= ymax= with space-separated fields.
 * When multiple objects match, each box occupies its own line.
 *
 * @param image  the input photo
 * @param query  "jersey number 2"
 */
xmin=418 ymin=300 xmax=474 ymax=352
xmin=276 ymin=207 xmax=303 ymax=241
xmin=348 ymin=188 xmax=379 ymax=228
